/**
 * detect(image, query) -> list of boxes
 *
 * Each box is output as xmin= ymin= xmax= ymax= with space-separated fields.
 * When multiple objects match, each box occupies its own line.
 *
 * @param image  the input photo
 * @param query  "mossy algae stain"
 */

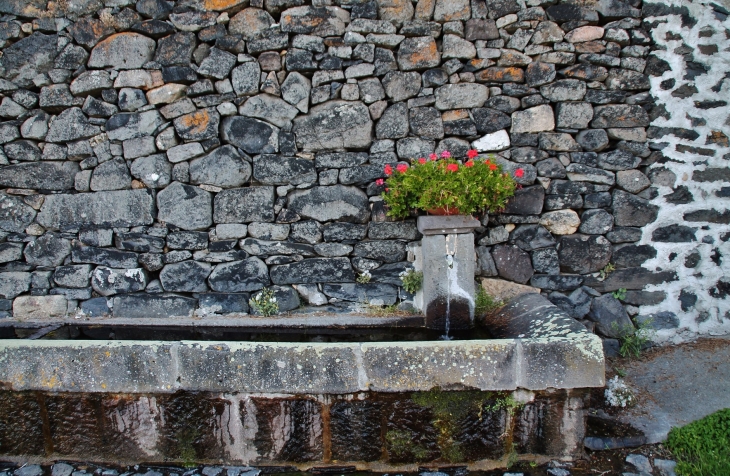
xmin=410 ymin=388 xmax=523 ymax=463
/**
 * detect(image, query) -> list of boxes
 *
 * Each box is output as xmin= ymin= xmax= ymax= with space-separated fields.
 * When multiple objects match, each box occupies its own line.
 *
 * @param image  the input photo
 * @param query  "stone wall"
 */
xmin=640 ymin=0 xmax=730 ymax=342
xmin=0 ymin=0 xmax=726 ymax=341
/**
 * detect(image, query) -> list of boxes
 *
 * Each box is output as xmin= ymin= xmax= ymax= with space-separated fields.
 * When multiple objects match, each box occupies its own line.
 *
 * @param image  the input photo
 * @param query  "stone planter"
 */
xmin=415 ymin=215 xmax=481 ymax=331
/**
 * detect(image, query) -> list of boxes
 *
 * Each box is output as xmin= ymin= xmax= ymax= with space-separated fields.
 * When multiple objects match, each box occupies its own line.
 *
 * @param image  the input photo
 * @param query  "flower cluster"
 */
xmin=249 ymin=288 xmax=279 ymax=317
xmin=605 ymin=376 xmax=636 ymax=408
xmin=380 ymin=150 xmax=520 ymax=219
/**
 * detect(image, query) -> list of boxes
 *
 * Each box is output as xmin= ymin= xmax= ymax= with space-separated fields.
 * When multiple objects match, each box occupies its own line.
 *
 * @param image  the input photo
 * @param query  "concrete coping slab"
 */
xmin=417 ymin=215 xmax=481 ymax=235
xmin=0 ymin=334 xmax=604 ymax=394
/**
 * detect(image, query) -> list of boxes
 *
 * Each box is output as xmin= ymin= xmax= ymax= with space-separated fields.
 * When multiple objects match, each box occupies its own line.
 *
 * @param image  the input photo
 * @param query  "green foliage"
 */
xmin=381 ymin=154 xmax=518 ymax=219
xmin=617 ymin=318 xmax=653 ymax=358
xmin=399 ymin=269 xmax=423 ymax=293
xmin=666 ymin=408 xmax=730 ymax=476
xmin=474 ymin=287 xmax=503 ymax=317
xmin=612 ymin=287 xmax=627 ymax=300
xmin=249 ymin=287 xmax=279 ymax=317
xmin=356 ymin=271 xmax=371 ymax=283
xmin=599 ymin=262 xmax=616 ymax=279
xmin=410 ymin=388 xmax=523 ymax=463
xmin=386 ymin=429 xmax=430 ymax=461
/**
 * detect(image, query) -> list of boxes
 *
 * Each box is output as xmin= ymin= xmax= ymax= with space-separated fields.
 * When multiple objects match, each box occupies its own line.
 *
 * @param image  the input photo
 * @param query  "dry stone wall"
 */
xmin=0 ymin=0 xmax=725 ymax=342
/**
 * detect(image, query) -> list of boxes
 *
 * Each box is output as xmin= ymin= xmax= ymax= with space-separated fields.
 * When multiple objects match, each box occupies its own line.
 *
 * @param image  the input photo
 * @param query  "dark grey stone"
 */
xmin=115 ymin=233 xmax=165 ymax=253
xmin=0 ymin=161 xmax=79 ymax=192
xmin=90 ymin=157 xmax=132 ymax=191
xmin=557 ymin=234 xmax=612 ymax=275
xmin=1 ymin=33 xmax=59 ymax=88
xmin=106 ymin=110 xmax=165 ymax=141
xmin=290 ymin=220 xmax=324 ymax=244
xmin=130 ymin=154 xmax=172 ymax=189
xmin=352 ymin=240 xmax=406 ymax=263
xmin=0 ymin=271 xmax=31 ymax=299
xmin=531 ymin=247 xmax=560 ymax=275
xmin=635 ymin=311 xmax=679 ymax=330
xmin=584 ymin=192 xmax=612 ymax=209
xmin=326 ymin=282 xmax=399 ymax=305
xmin=591 ymin=104 xmax=650 ymax=128
xmin=157 ymin=182 xmax=212 ymax=231
xmin=536 ymin=157 xmax=566 ymax=178
xmin=288 ymin=186 xmax=369 ymax=223
xmin=476 ymin=245 xmax=498 ymax=276
xmin=72 ymin=245 xmax=139 ymax=268
xmin=80 ymin=297 xmax=111 ymax=317
xmin=0 ymin=242 xmax=23 ymax=264
xmin=197 ymin=48 xmax=237 ymax=79
xmin=154 ymin=32 xmax=196 ymax=66
xmin=160 ymin=260 xmax=212 ymax=292
xmin=530 ymin=274 xmax=584 ymax=291
xmin=23 ymin=234 xmax=71 ymax=267
xmin=189 ymin=145 xmax=252 ymax=188
xmin=491 ymin=244 xmax=533 ymax=284
xmin=381 ymin=71 xmax=422 ymax=102
xmin=612 ymin=190 xmax=659 ymax=227
xmin=240 ymin=238 xmax=315 ymax=257
xmin=4 ymin=140 xmax=41 ymax=162
xmin=323 ymin=222 xmax=367 ymax=242
xmin=587 ymin=294 xmax=634 ymax=338
xmin=368 ymin=221 xmax=419 ymax=240
xmin=292 ymin=100 xmax=373 ymax=151
xmin=579 ymin=209 xmax=614 ymax=235
xmin=198 ymin=292 xmax=249 ymax=314
xmin=511 ymin=224 xmax=555 ymax=251
xmin=214 ymin=187 xmax=275 ymax=223
xmin=91 ymin=266 xmax=147 ymax=297
xmin=502 ymin=185 xmax=545 ymax=215
xmin=221 ymin=115 xmax=280 ymax=154
xmin=597 ymin=150 xmax=640 ymax=171
xmin=606 ymin=226 xmax=642 ymax=243
xmin=270 ymin=257 xmax=355 ymax=284
xmin=113 ymin=293 xmax=196 ymax=318
xmin=339 ymin=165 xmax=385 ymax=185
xmin=548 ymin=287 xmax=593 ymax=319
xmin=0 ymin=194 xmax=36 ymax=233
xmin=208 ymin=257 xmax=270 ymax=292
xmin=408 ymin=107 xmax=444 ymax=139
xmin=652 ymin=224 xmax=697 ymax=243
xmin=612 ymin=244 xmax=657 ymax=268
xmin=525 ymin=61 xmax=556 ymax=87
xmin=253 ymin=155 xmax=317 ymax=186
xmin=167 ymin=231 xmax=208 ymax=250
xmin=472 ymin=107 xmax=512 ymax=134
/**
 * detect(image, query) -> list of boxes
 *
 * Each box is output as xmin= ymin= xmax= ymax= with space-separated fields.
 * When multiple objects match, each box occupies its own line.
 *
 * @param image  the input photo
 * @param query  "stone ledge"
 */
xmin=0 ymin=336 xmax=604 ymax=394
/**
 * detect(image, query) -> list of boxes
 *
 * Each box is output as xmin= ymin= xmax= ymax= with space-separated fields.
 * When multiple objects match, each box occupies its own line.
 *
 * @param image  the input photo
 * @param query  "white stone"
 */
xmin=539 ymin=210 xmax=581 ymax=235
xmin=511 ymin=104 xmax=555 ymax=133
xmin=472 ymin=129 xmax=510 ymax=152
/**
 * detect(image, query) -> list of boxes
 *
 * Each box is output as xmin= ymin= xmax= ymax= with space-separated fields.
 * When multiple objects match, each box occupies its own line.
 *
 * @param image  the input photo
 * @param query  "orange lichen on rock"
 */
xmin=476 ymin=67 xmax=525 ymax=83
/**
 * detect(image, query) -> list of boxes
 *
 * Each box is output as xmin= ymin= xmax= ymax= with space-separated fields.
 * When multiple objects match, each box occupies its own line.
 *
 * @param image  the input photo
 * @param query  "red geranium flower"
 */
xmin=376 ymin=178 xmax=384 ymax=185
xmin=515 ymin=168 xmax=525 ymax=178
xmin=467 ymin=149 xmax=478 ymax=159
xmin=396 ymin=163 xmax=408 ymax=173
xmin=440 ymin=150 xmax=451 ymax=158
xmin=418 ymin=157 xmax=426 ymax=164
xmin=464 ymin=160 xmax=474 ymax=167
xmin=429 ymin=153 xmax=438 ymax=161
xmin=384 ymin=164 xmax=393 ymax=175
xmin=447 ymin=163 xmax=459 ymax=172
xmin=488 ymin=162 xmax=497 ymax=171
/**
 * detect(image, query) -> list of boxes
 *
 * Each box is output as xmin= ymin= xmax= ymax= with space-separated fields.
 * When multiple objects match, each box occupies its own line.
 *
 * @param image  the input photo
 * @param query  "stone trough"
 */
xmin=0 ymin=293 xmax=604 ymax=470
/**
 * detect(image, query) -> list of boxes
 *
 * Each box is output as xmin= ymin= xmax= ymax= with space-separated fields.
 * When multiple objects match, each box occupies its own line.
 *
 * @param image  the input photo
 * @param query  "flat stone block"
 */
xmin=0 ymin=341 xmax=177 ymax=393
xmin=361 ymin=340 xmax=519 ymax=391
xmin=416 ymin=215 xmax=480 ymax=235
xmin=175 ymin=342 xmax=361 ymax=394
xmin=12 ymin=295 xmax=67 ymax=320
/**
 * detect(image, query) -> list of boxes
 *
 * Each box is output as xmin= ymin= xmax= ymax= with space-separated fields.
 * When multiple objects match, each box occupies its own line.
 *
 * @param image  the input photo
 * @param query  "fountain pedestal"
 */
xmin=416 ymin=216 xmax=480 ymax=331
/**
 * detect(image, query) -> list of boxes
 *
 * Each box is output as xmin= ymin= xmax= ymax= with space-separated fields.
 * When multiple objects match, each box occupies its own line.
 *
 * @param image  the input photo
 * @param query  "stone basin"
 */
xmin=0 ymin=293 xmax=604 ymax=470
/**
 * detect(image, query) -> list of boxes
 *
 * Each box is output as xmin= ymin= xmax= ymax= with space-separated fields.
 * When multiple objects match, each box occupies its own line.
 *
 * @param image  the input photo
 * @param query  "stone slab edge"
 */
xmin=0 ymin=337 xmax=604 ymax=394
